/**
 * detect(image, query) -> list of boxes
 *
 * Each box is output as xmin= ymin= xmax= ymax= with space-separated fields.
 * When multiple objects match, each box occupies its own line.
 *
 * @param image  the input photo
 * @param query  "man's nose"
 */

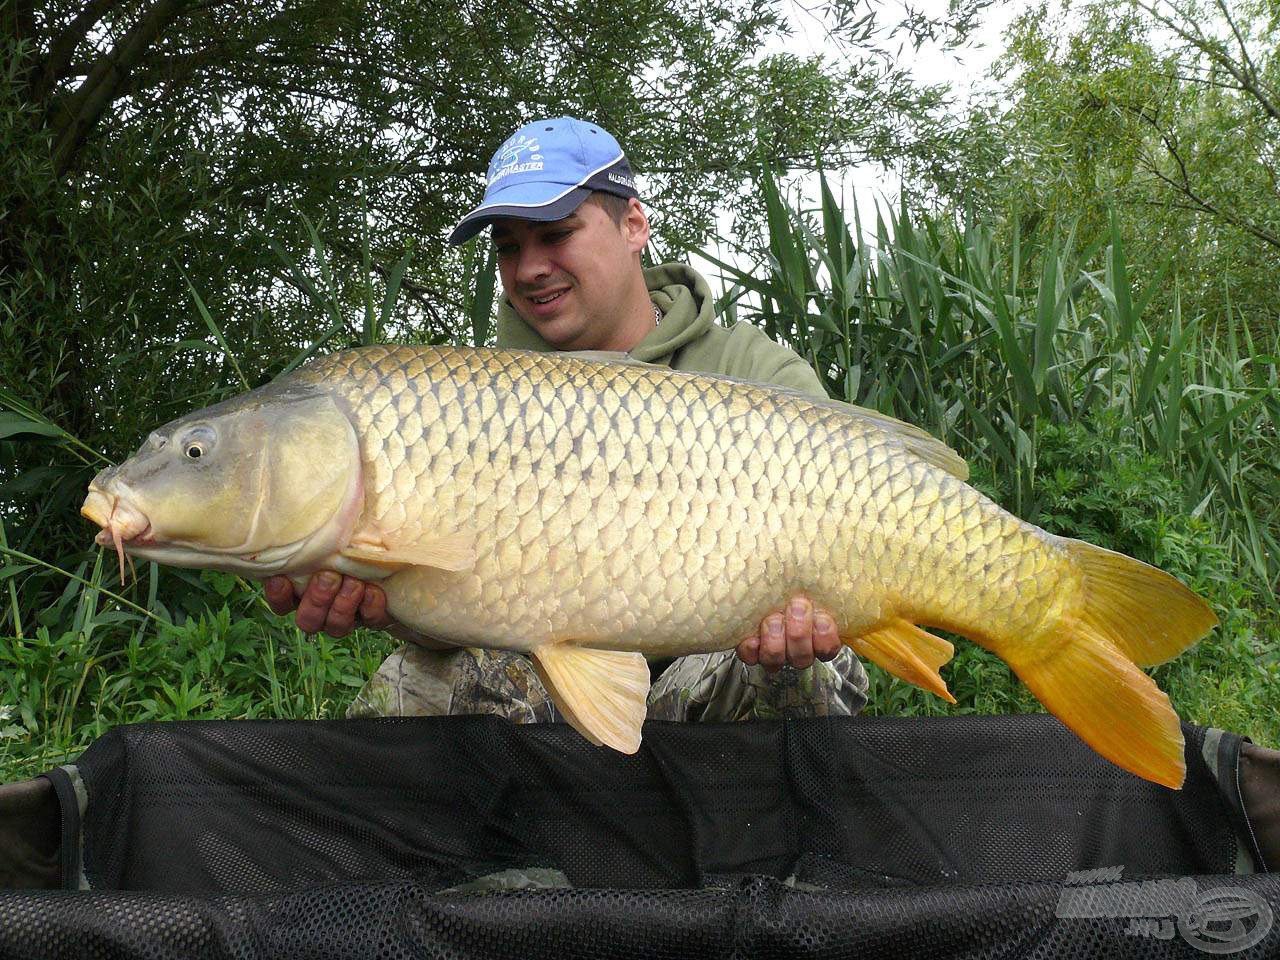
xmin=514 ymin=243 xmax=552 ymax=286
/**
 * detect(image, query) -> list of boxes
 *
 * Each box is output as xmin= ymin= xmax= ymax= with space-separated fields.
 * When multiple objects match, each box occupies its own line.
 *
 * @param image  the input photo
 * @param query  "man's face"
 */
xmin=492 ymin=198 xmax=649 ymax=352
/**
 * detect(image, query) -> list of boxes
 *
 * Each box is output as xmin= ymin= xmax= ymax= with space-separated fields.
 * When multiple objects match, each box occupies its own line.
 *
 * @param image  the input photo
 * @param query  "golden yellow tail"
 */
xmin=1065 ymin=539 xmax=1218 ymax=666
xmin=999 ymin=539 xmax=1218 ymax=789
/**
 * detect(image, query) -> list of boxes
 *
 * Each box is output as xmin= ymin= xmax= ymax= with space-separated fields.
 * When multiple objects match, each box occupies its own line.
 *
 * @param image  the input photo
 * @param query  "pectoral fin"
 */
xmin=846 ymin=619 xmax=956 ymax=703
xmin=342 ymin=530 xmax=476 ymax=572
xmin=531 ymin=644 xmax=650 ymax=754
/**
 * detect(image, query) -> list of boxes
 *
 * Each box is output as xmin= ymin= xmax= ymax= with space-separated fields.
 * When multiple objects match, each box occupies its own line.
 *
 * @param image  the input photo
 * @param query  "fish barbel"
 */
xmin=81 ymin=345 xmax=1216 ymax=786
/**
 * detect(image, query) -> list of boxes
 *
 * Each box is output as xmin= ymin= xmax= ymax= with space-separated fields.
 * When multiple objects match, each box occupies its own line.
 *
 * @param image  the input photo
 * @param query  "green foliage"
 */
xmin=938 ymin=0 xmax=1280 ymax=339
xmin=0 ymin=568 xmax=395 ymax=782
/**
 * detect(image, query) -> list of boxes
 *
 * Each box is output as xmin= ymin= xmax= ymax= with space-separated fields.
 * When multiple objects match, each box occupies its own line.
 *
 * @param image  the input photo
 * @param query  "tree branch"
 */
xmin=100 ymin=43 xmax=444 ymax=122
xmin=50 ymin=0 xmax=195 ymax=176
xmin=1142 ymin=135 xmax=1280 ymax=252
xmin=1133 ymin=0 xmax=1280 ymax=123
xmin=1213 ymin=0 xmax=1262 ymax=88
xmin=1102 ymin=91 xmax=1280 ymax=251
xmin=32 ymin=0 xmax=125 ymax=104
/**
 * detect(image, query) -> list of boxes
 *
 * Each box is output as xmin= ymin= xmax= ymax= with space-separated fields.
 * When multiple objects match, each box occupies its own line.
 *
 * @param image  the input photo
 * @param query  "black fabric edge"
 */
xmin=73 ymin=718 xmax=129 ymax=889
xmin=37 ymin=766 xmax=81 ymax=891
xmin=1215 ymin=731 xmax=1268 ymax=873
xmin=1 ymin=874 xmax=1277 ymax=960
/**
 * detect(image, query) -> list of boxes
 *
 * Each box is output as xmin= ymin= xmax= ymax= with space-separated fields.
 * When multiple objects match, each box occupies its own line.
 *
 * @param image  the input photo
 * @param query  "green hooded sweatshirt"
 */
xmin=494 ymin=262 xmax=827 ymax=399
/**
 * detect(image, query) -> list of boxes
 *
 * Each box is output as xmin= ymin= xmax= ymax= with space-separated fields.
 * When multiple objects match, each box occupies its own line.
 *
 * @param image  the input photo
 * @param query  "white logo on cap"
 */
xmin=489 ymin=135 xmax=544 ymax=187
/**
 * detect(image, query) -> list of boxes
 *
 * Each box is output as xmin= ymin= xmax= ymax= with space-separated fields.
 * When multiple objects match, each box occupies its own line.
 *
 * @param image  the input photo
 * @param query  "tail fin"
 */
xmin=1006 ymin=625 xmax=1187 ymax=788
xmin=845 ymin=618 xmax=957 ymax=703
xmin=1065 ymin=539 xmax=1218 ymax=666
xmin=1002 ymin=540 xmax=1218 ymax=789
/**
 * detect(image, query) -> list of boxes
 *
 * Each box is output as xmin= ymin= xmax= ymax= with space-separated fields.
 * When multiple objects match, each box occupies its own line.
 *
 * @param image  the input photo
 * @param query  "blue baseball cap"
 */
xmin=447 ymin=116 xmax=639 ymax=245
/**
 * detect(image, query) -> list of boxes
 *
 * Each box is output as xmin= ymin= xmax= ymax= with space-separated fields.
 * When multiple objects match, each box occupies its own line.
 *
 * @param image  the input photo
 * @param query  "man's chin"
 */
xmin=525 ymin=312 xmax=582 ymax=349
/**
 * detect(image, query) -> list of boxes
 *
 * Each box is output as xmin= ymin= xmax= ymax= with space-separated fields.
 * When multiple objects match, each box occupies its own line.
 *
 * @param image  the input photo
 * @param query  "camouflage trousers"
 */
xmin=347 ymin=643 xmax=869 ymax=723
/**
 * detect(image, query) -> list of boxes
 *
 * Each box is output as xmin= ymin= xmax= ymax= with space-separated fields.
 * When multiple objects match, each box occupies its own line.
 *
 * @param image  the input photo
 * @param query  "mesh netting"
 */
xmin=2 ymin=874 xmax=1278 ymax=959
xmin=1 ymin=715 xmax=1275 ymax=958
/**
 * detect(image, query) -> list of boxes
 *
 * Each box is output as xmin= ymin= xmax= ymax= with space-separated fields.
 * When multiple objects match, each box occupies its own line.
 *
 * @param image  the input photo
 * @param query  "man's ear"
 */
xmin=622 ymin=198 xmax=651 ymax=254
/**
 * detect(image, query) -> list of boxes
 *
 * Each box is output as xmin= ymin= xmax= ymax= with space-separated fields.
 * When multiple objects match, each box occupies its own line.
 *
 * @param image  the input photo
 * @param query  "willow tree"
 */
xmin=942 ymin=0 xmax=1279 ymax=329
xmin=0 ymin=0 xmax=977 ymax=611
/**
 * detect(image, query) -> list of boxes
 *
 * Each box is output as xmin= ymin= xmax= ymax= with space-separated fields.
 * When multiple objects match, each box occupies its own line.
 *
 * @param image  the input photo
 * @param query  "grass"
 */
xmin=0 ymin=566 xmax=395 ymax=782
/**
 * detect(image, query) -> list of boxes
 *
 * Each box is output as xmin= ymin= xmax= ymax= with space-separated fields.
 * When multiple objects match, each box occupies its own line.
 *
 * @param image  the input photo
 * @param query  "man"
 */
xmin=265 ymin=116 xmax=867 ymax=723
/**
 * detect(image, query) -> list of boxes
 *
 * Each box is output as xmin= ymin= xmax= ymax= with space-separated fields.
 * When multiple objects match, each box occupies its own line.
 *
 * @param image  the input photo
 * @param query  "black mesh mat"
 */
xmin=3 ymin=715 xmax=1276 ymax=958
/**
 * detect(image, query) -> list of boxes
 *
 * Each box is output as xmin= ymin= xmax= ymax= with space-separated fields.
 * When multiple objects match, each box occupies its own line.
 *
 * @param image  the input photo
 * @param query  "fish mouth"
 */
xmin=82 ymin=485 xmax=156 ymax=585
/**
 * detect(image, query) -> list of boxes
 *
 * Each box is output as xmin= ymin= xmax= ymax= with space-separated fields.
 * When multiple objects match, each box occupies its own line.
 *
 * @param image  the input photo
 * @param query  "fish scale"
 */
xmin=295 ymin=345 xmax=1056 ymax=656
xmin=84 ymin=344 xmax=1217 ymax=783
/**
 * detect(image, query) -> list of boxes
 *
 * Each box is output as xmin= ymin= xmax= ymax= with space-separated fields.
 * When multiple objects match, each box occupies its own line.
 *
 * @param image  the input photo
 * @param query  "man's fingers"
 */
xmin=357 ymin=583 xmax=395 ymax=629
xmin=758 ymin=613 xmax=786 ymax=673
xmin=291 ymin=573 xmax=394 ymax=638
xmin=263 ymin=576 xmax=297 ymax=616
xmin=294 ymin=571 xmax=342 ymax=634
xmin=813 ymin=610 xmax=842 ymax=661
xmin=736 ymin=635 xmax=761 ymax=666
xmin=322 ymin=576 xmax=366 ymax=639
xmin=784 ymin=595 xmax=815 ymax=670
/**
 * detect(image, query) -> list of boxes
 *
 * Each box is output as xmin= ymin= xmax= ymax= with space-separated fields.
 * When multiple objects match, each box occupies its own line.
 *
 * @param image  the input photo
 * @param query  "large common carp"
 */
xmin=81 ymin=345 xmax=1216 ymax=787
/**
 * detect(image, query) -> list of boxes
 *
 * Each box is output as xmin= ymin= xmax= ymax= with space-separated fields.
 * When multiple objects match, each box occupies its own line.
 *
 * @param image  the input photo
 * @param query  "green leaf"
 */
xmin=0 ymin=413 xmax=64 ymax=441
xmin=469 ymin=244 xmax=497 ymax=347
xmin=1031 ymin=242 xmax=1063 ymax=393
xmin=181 ymin=273 xmax=249 ymax=391
xmin=380 ymin=247 xmax=414 ymax=338
xmin=958 ymin=393 xmax=1017 ymax=475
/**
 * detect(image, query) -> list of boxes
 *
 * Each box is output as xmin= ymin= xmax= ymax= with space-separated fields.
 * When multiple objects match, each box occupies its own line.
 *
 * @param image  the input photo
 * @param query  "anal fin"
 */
xmin=846 ymin=619 xmax=956 ymax=703
xmin=531 ymin=644 xmax=650 ymax=753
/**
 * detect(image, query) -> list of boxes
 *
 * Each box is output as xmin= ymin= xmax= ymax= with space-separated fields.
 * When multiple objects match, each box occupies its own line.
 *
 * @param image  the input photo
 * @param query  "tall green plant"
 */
xmin=710 ymin=171 xmax=1278 ymax=596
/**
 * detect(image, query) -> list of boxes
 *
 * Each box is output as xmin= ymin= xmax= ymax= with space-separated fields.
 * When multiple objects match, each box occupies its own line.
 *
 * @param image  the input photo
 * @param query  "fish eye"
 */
xmin=179 ymin=425 xmax=216 ymax=462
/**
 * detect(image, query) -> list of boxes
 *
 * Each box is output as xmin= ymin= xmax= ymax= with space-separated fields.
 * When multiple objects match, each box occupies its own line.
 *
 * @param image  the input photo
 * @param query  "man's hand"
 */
xmin=263 ymin=572 xmax=395 ymax=638
xmin=735 ymin=595 xmax=841 ymax=673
